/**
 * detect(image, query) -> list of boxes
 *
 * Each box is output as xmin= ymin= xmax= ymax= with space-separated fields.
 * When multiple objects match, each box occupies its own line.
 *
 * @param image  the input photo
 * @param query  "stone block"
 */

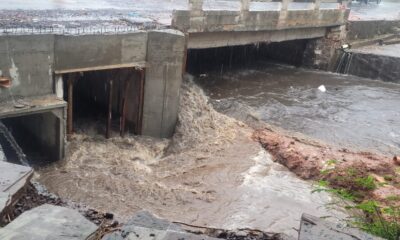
xmin=0 ymin=204 xmax=98 ymax=240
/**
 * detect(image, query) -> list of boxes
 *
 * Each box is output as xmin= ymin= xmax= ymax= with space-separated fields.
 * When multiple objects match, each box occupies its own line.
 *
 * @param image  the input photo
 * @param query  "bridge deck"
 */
xmin=0 ymin=0 xmax=341 ymax=34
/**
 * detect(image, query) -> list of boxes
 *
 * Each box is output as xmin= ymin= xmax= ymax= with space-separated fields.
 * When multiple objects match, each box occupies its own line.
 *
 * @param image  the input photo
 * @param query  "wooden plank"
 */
xmin=54 ymin=62 xmax=146 ymax=74
xmin=106 ymin=79 xmax=113 ymax=139
xmin=67 ymin=74 xmax=74 ymax=137
xmin=136 ymin=69 xmax=145 ymax=135
xmin=120 ymin=76 xmax=131 ymax=137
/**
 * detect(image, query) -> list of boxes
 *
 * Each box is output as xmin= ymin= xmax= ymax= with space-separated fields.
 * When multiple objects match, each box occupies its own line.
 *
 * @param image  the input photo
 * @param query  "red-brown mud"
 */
xmin=253 ymin=128 xmax=400 ymax=204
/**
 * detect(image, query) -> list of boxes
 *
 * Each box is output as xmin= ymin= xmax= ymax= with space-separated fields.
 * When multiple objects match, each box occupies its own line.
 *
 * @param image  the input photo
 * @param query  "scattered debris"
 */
xmin=318 ymin=85 xmax=326 ymax=92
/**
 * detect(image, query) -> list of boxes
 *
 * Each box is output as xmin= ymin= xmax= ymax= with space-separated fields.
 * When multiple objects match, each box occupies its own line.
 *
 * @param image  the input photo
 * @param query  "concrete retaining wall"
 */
xmin=0 ymin=35 xmax=54 ymax=100
xmin=0 ymin=30 xmax=185 ymax=139
xmin=54 ymin=33 xmax=147 ymax=72
xmin=347 ymin=52 xmax=400 ymax=83
xmin=347 ymin=20 xmax=400 ymax=41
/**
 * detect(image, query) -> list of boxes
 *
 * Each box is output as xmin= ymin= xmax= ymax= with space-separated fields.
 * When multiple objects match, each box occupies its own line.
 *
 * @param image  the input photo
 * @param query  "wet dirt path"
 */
xmin=36 ymin=80 xmax=346 ymax=237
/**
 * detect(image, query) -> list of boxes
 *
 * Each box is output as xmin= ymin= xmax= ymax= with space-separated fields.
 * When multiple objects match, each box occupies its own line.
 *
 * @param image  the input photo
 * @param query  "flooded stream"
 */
xmin=197 ymin=62 xmax=400 ymax=156
xmin=36 ymin=79 xmax=347 ymax=237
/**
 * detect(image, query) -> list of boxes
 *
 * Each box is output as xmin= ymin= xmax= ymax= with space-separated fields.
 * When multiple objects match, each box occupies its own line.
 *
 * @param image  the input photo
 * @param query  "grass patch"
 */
xmin=314 ymin=162 xmax=400 ymax=240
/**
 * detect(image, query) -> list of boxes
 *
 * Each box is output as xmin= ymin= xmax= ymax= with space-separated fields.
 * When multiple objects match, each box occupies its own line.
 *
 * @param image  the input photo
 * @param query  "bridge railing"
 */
xmin=172 ymin=0 xmax=349 ymax=33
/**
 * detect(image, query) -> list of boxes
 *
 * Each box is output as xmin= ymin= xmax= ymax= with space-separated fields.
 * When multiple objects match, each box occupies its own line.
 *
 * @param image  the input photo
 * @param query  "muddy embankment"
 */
xmin=195 ymin=64 xmax=400 ymax=221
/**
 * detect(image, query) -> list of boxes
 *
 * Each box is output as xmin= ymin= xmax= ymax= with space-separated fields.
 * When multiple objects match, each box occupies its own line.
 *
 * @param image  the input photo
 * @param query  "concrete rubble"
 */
xmin=299 ymin=214 xmax=383 ymax=240
xmin=0 ymin=161 xmax=33 ymax=222
xmin=0 ymin=204 xmax=98 ymax=240
xmin=102 ymin=211 xmax=221 ymax=240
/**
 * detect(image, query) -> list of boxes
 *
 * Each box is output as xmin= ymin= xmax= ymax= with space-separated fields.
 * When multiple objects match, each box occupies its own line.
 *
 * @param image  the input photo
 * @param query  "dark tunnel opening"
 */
xmin=63 ymin=68 xmax=145 ymax=139
xmin=186 ymin=39 xmax=310 ymax=75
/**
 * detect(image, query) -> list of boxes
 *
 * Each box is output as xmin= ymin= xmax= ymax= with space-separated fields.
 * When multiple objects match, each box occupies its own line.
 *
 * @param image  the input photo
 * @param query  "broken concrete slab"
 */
xmin=0 ymin=144 xmax=5 ymax=162
xmin=0 ymin=204 xmax=98 ymax=240
xmin=103 ymin=211 xmax=219 ymax=240
xmin=0 ymin=161 xmax=33 ymax=221
xmin=124 ymin=210 xmax=182 ymax=232
xmin=299 ymin=214 xmax=384 ymax=240
xmin=0 ymin=161 xmax=32 ymax=194
xmin=0 ymin=192 xmax=10 ymax=215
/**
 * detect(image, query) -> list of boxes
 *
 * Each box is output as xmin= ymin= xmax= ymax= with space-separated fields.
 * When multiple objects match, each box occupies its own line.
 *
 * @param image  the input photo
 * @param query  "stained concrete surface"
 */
xmin=0 ymin=204 xmax=98 ymax=240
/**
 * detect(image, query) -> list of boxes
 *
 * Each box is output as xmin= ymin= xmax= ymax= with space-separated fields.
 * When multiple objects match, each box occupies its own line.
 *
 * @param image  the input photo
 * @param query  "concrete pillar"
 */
xmin=281 ymin=0 xmax=292 ymax=11
xmin=51 ymin=108 xmax=66 ymax=161
xmin=341 ymin=0 xmax=349 ymax=9
xmin=188 ymin=0 xmax=204 ymax=31
xmin=241 ymin=0 xmax=250 ymax=12
xmin=278 ymin=0 xmax=292 ymax=28
xmin=143 ymin=30 xmax=186 ymax=138
xmin=189 ymin=0 xmax=203 ymax=12
xmin=55 ymin=75 xmax=63 ymax=99
xmin=313 ymin=0 xmax=321 ymax=10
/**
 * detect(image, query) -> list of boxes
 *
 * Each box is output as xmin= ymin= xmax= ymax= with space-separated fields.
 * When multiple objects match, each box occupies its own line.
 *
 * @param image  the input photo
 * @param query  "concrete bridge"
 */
xmin=172 ymin=0 xmax=349 ymax=48
xmin=0 ymin=0 xmax=349 ymax=162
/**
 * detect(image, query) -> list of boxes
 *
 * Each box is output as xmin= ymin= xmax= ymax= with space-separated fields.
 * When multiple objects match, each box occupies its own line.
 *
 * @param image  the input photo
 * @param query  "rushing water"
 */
xmin=196 ymin=62 xmax=400 ymax=156
xmin=36 ymin=80 xmax=348 ymax=237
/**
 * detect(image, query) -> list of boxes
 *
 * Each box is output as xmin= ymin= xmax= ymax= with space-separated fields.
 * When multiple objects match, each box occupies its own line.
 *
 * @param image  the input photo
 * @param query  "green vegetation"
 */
xmin=313 ymin=162 xmax=400 ymax=240
xmin=353 ymin=201 xmax=400 ymax=240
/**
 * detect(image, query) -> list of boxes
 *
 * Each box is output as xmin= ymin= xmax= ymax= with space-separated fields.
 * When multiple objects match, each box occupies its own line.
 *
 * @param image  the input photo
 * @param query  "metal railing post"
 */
xmin=241 ymin=0 xmax=250 ymax=12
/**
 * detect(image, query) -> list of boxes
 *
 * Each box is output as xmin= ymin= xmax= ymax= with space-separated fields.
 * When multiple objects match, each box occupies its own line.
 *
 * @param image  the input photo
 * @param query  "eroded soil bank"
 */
xmin=36 ymin=78 xmax=347 ymax=237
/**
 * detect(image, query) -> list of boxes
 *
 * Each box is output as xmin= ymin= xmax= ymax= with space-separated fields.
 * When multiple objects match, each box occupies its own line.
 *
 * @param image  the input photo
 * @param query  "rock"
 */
xmin=393 ymin=156 xmax=400 ymax=165
xmin=299 ymin=213 xmax=384 ymax=240
xmin=104 ymin=212 xmax=114 ymax=219
xmin=124 ymin=210 xmax=182 ymax=232
xmin=235 ymin=230 xmax=248 ymax=237
xmin=103 ymin=211 xmax=219 ymax=240
xmin=0 ymin=204 xmax=98 ymax=240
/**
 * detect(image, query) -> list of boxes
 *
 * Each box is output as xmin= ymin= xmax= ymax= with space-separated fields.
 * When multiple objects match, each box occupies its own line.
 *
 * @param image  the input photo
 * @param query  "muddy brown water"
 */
xmin=36 ymin=80 xmax=347 ymax=237
xmin=196 ymin=63 xmax=400 ymax=156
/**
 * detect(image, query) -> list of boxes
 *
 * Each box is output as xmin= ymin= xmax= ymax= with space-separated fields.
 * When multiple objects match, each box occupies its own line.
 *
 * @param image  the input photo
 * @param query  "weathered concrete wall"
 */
xmin=143 ymin=30 xmax=185 ymax=138
xmin=303 ymin=26 xmax=346 ymax=71
xmin=54 ymin=33 xmax=147 ymax=73
xmin=346 ymin=52 xmax=400 ymax=83
xmin=0 ymin=31 xmax=186 ymax=139
xmin=347 ymin=20 xmax=400 ymax=41
xmin=173 ymin=9 xmax=349 ymax=33
xmin=0 ymin=35 xmax=54 ymax=101
xmin=2 ymin=108 xmax=65 ymax=162
xmin=188 ymin=27 xmax=326 ymax=49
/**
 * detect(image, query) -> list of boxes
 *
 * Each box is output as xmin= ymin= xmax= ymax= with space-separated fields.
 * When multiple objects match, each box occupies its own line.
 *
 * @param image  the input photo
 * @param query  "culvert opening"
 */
xmin=2 ymin=111 xmax=62 ymax=166
xmin=63 ymin=67 xmax=145 ymax=139
xmin=186 ymin=39 xmax=309 ymax=75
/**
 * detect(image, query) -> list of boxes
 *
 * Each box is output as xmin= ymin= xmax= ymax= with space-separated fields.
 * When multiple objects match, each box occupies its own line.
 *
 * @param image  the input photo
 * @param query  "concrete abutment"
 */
xmin=0 ymin=30 xmax=186 ymax=163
